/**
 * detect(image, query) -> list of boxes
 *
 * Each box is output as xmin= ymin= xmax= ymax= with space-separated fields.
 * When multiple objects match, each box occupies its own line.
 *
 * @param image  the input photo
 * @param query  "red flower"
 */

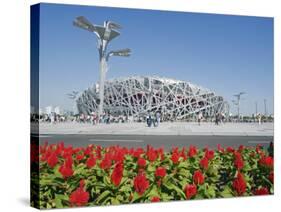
xmin=47 ymin=152 xmax=58 ymax=168
xmin=204 ymin=149 xmax=214 ymax=160
xmin=84 ymin=145 xmax=94 ymax=156
xmin=253 ymin=187 xmax=269 ymax=195
xmin=185 ymin=184 xmax=197 ymax=199
xmin=259 ymin=156 xmax=273 ymax=169
xmin=193 ymin=170 xmax=204 ymax=185
xmin=146 ymin=146 xmax=158 ymax=162
xmin=86 ymin=155 xmax=96 ymax=168
xmin=238 ymin=145 xmax=244 ymax=152
xmin=111 ymin=162 xmax=124 ymax=186
xmin=158 ymin=147 xmax=165 ymax=161
xmin=100 ymin=154 xmax=112 ymax=170
xmin=137 ymin=157 xmax=146 ymax=167
xmin=226 ymin=147 xmax=235 ymax=153
xmin=59 ymin=156 xmax=73 ymax=179
xmin=59 ymin=163 xmax=73 ymax=179
xmin=151 ymin=196 xmax=160 ymax=202
xmin=188 ymin=145 xmax=197 ymax=158
xmin=269 ymin=171 xmax=274 ymax=183
xmin=95 ymin=145 xmax=102 ymax=159
xmin=76 ymin=153 xmax=84 ymax=161
xmin=180 ymin=147 xmax=187 ymax=160
xmin=232 ymin=172 xmax=247 ymax=196
xmin=132 ymin=148 xmax=145 ymax=158
xmin=65 ymin=156 xmax=73 ymax=168
xmin=155 ymin=167 xmax=166 ymax=178
xmin=134 ymin=173 xmax=150 ymax=195
xmin=217 ymin=144 xmax=224 ymax=153
xmin=256 ymin=144 xmax=262 ymax=154
xmin=69 ymin=180 xmax=89 ymax=207
xmin=200 ymin=157 xmax=209 ymax=170
xmin=171 ymin=151 xmax=180 ymax=164
xmin=234 ymin=152 xmax=244 ymax=170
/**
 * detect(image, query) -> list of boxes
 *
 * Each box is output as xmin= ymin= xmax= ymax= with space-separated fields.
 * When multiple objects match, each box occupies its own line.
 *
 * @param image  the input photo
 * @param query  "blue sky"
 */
xmin=38 ymin=3 xmax=274 ymax=115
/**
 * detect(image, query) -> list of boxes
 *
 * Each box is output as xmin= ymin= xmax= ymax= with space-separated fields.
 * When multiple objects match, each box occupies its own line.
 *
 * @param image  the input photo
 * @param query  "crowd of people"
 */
xmin=32 ymin=110 xmax=272 ymax=127
xmin=146 ymin=111 xmax=161 ymax=127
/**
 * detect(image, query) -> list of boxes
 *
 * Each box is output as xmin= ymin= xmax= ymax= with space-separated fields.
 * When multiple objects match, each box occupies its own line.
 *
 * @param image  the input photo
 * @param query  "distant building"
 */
xmin=75 ymin=76 xmax=229 ymax=120
xmin=45 ymin=106 xmax=52 ymax=115
xmin=54 ymin=106 xmax=60 ymax=115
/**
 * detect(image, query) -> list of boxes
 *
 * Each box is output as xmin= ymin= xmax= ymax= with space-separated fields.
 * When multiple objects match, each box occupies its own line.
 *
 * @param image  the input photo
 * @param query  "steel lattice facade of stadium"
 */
xmin=76 ymin=76 xmax=229 ymax=120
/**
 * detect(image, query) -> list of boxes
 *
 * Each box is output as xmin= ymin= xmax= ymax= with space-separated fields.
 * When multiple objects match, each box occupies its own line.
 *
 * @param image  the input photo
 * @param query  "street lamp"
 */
xmin=233 ymin=92 xmax=246 ymax=121
xmin=264 ymin=99 xmax=267 ymax=116
xmin=73 ymin=16 xmax=131 ymax=121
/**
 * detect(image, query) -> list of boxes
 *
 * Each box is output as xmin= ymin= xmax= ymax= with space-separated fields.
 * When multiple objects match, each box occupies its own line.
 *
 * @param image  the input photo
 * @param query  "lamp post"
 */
xmin=233 ymin=92 xmax=245 ymax=122
xmin=264 ymin=99 xmax=267 ymax=116
xmin=73 ymin=16 xmax=131 ymax=121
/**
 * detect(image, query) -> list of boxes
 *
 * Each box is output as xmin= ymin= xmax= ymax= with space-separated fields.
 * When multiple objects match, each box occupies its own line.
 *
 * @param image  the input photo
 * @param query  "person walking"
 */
xmin=257 ymin=113 xmax=262 ymax=125
xmin=147 ymin=111 xmax=152 ymax=127
xmin=215 ymin=112 xmax=219 ymax=125
xmin=198 ymin=111 xmax=203 ymax=126
xmin=156 ymin=111 xmax=161 ymax=127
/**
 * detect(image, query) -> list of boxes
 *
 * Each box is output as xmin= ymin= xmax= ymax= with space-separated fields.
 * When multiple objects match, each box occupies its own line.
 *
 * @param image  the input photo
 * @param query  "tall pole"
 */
xmin=255 ymin=101 xmax=258 ymax=114
xmin=237 ymin=96 xmax=240 ymax=121
xmin=233 ymin=92 xmax=245 ymax=122
xmin=73 ymin=17 xmax=131 ymax=122
xmin=264 ymin=99 xmax=267 ymax=116
xmin=98 ymin=56 xmax=107 ymax=119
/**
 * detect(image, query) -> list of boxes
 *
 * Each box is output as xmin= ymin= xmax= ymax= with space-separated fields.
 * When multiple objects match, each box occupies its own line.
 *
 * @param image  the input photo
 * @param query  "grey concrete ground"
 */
xmin=36 ymin=134 xmax=273 ymax=150
xmin=36 ymin=122 xmax=274 ymax=136
xmin=32 ymin=122 xmax=274 ymax=150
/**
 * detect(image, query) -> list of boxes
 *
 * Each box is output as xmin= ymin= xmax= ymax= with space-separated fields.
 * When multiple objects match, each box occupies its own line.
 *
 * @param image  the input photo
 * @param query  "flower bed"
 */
xmin=36 ymin=142 xmax=274 ymax=208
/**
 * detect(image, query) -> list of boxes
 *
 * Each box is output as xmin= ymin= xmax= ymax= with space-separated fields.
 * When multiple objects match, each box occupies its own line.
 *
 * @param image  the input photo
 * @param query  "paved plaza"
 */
xmin=36 ymin=122 xmax=274 ymax=136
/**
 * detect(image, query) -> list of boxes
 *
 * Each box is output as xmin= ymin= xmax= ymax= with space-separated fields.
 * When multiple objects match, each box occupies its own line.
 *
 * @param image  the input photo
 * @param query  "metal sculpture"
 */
xmin=75 ymin=76 xmax=229 ymax=120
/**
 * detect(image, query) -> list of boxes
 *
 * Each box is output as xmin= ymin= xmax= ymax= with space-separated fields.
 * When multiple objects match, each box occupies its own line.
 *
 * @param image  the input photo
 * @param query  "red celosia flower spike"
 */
xmin=188 ymin=145 xmax=197 ymax=158
xmin=253 ymin=187 xmax=269 ymax=195
xmin=193 ymin=170 xmax=205 ymax=185
xmin=151 ymin=196 xmax=160 ymax=202
xmin=111 ymin=162 xmax=124 ymax=186
xmin=200 ymin=157 xmax=209 ymax=170
xmin=47 ymin=152 xmax=58 ymax=168
xmin=232 ymin=172 xmax=247 ymax=196
xmin=234 ymin=152 xmax=244 ymax=170
xmin=69 ymin=180 xmax=89 ymax=207
xmin=259 ymin=156 xmax=273 ymax=169
xmin=86 ymin=155 xmax=96 ymax=169
xmin=137 ymin=157 xmax=146 ymax=167
xmin=133 ymin=173 xmax=150 ymax=195
xmin=155 ymin=167 xmax=166 ymax=178
xmin=185 ymin=184 xmax=197 ymax=199
xmin=171 ymin=151 xmax=180 ymax=164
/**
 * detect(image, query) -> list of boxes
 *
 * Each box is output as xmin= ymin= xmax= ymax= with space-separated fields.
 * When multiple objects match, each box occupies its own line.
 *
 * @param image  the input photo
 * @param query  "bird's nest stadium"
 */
xmin=75 ymin=76 xmax=229 ymax=120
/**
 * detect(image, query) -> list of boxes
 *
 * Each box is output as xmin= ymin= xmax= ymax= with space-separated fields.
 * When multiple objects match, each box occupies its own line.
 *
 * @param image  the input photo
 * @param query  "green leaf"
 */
xmin=178 ymin=168 xmax=191 ymax=178
xmin=220 ymin=185 xmax=234 ymax=198
xmin=178 ymin=161 xmax=188 ymax=169
xmin=111 ymin=197 xmax=120 ymax=205
xmin=162 ymin=181 xmax=186 ymax=199
xmin=54 ymin=194 xmax=67 ymax=208
xmin=103 ymin=175 xmax=112 ymax=187
xmin=147 ymin=164 xmax=156 ymax=172
xmin=131 ymin=191 xmax=143 ymax=202
xmin=161 ymin=192 xmax=173 ymax=201
xmin=205 ymin=185 xmax=216 ymax=198
xmin=146 ymin=185 xmax=159 ymax=198
xmin=95 ymin=190 xmax=111 ymax=204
